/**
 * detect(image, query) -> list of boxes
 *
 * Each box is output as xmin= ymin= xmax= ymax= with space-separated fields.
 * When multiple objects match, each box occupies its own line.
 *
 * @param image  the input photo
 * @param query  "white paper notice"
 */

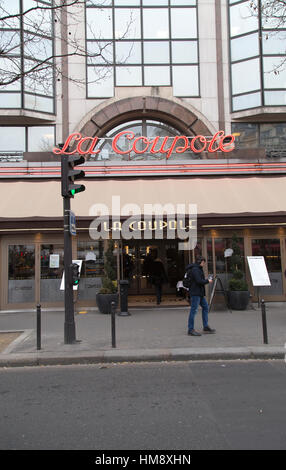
xmin=247 ymin=256 xmax=271 ymax=287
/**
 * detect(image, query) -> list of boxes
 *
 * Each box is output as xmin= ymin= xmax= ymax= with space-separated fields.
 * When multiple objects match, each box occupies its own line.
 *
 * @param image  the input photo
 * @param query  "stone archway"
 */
xmin=79 ymin=96 xmax=214 ymax=139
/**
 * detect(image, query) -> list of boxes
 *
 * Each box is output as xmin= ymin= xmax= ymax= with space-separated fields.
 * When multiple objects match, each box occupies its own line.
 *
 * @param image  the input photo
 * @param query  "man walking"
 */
xmin=187 ymin=256 xmax=216 ymax=336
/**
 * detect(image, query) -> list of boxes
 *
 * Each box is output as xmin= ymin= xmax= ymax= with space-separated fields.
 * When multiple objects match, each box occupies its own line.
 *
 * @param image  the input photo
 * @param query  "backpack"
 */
xmin=182 ymin=268 xmax=193 ymax=289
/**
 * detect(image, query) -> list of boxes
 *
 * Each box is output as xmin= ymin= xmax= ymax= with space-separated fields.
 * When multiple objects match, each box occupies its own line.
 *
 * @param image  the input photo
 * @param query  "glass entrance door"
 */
xmin=122 ymin=240 xmax=185 ymax=295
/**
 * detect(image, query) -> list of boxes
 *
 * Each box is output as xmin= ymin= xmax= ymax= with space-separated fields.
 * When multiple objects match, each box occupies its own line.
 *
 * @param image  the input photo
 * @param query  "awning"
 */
xmin=0 ymin=176 xmax=284 ymax=219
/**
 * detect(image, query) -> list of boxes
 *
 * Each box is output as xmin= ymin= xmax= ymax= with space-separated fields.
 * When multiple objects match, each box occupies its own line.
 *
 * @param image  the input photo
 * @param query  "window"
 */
xmin=252 ymin=239 xmax=283 ymax=295
xmin=77 ymin=241 xmax=104 ymax=300
xmin=231 ymin=122 xmax=286 ymax=149
xmin=85 ymin=118 xmax=198 ymax=162
xmin=229 ymin=0 xmax=286 ymax=110
xmin=86 ymin=1 xmax=199 ymax=97
xmin=0 ymin=0 xmax=55 ymax=113
xmin=40 ymin=244 xmax=64 ymax=302
xmin=0 ymin=126 xmax=55 ymax=153
xmin=8 ymin=244 xmax=35 ymax=303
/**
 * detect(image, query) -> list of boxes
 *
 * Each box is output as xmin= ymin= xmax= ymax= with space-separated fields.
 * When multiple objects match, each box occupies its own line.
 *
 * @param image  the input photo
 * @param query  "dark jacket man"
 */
xmin=186 ymin=262 xmax=209 ymax=297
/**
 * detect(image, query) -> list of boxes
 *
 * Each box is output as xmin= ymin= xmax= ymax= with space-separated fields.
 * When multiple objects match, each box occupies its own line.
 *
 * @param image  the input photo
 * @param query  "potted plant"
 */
xmin=96 ymin=239 xmax=118 ymax=314
xmin=227 ymin=234 xmax=250 ymax=310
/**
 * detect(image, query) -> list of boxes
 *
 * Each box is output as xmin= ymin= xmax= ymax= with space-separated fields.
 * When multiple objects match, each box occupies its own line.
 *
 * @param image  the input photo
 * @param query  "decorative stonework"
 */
xmin=79 ymin=96 xmax=213 ymax=138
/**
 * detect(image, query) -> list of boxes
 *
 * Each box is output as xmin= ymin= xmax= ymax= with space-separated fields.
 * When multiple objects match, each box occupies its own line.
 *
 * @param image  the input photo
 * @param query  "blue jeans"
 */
xmin=188 ymin=296 xmax=209 ymax=331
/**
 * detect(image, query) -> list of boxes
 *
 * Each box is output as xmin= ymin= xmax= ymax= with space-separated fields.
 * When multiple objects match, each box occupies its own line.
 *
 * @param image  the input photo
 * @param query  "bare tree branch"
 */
xmin=0 ymin=0 xmax=133 ymax=90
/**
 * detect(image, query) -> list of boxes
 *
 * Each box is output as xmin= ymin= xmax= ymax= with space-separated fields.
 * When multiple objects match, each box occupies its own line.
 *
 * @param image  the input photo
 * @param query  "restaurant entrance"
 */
xmin=121 ymin=239 xmax=187 ymax=296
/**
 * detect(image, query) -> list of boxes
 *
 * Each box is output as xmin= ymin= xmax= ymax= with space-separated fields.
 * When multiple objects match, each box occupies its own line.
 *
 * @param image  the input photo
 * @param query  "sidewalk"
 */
xmin=0 ymin=303 xmax=285 ymax=367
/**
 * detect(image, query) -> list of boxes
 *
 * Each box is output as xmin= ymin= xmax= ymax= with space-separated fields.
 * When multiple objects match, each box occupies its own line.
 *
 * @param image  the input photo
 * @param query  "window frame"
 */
xmin=85 ymin=1 xmax=200 ymax=99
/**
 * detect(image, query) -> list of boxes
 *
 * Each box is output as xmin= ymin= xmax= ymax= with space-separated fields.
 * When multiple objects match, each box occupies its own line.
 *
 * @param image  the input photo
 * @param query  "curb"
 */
xmin=0 ymin=346 xmax=285 ymax=368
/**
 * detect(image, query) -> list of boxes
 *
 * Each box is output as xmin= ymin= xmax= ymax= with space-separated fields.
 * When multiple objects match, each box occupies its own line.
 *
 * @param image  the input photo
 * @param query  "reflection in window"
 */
xmin=0 ymin=126 xmax=55 ymax=152
xmin=231 ymin=33 xmax=259 ymax=62
xmin=207 ymin=237 xmax=245 ymax=289
xmin=232 ymin=58 xmax=261 ymax=95
xmin=264 ymin=90 xmax=286 ymax=106
xmin=116 ymin=41 xmax=141 ymax=63
xmin=77 ymin=242 xmax=104 ymax=278
xmin=231 ymin=122 xmax=286 ymax=149
xmin=86 ymin=1 xmax=199 ymax=97
xmin=116 ymin=66 xmax=142 ymax=86
xmin=77 ymin=241 xmax=105 ymax=300
xmin=85 ymin=117 xmax=205 ymax=162
xmin=9 ymin=245 xmax=35 ymax=280
xmin=8 ymin=245 xmax=35 ymax=303
xmin=232 ymin=92 xmax=261 ymax=112
xmin=144 ymin=66 xmax=170 ymax=86
xmin=260 ymin=123 xmax=286 ymax=148
xmin=0 ymin=0 xmax=54 ymax=113
xmin=0 ymin=127 xmax=25 ymax=152
xmin=143 ymin=9 xmax=169 ymax=39
xmin=231 ymin=123 xmax=259 ymax=148
xmin=252 ymin=239 xmax=282 ymax=295
xmin=229 ymin=0 xmax=286 ymax=110
xmin=115 ymin=8 xmax=141 ymax=39
xmin=91 ymin=118 xmax=195 ymax=162
xmin=28 ymin=126 xmax=55 ymax=152
xmin=40 ymin=244 xmax=64 ymax=303
xmin=229 ymin=2 xmax=258 ymax=37
xmin=173 ymin=65 xmax=199 ymax=96
xmin=144 ymin=42 xmax=170 ymax=64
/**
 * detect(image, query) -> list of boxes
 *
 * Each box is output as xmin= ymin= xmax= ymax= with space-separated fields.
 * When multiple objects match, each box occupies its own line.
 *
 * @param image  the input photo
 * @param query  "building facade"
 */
xmin=0 ymin=0 xmax=286 ymax=310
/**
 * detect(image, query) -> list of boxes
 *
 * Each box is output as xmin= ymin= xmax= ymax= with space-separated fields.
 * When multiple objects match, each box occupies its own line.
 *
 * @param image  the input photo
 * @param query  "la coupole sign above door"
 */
xmin=53 ymin=131 xmax=235 ymax=159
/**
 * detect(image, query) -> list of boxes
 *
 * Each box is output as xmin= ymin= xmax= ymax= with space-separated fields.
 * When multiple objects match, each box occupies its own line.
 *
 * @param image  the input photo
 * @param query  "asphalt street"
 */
xmin=1 ymin=360 xmax=286 ymax=451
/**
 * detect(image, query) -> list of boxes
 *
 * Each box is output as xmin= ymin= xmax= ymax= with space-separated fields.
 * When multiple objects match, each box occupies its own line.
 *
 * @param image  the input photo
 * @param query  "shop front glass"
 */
xmin=8 ymin=245 xmax=35 ymax=303
xmin=207 ymin=237 xmax=245 ymax=289
xmin=77 ymin=241 xmax=104 ymax=301
xmin=252 ymin=239 xmax=283 ymax=295
xmin=40 ymin=244 xmax=64 ymax=302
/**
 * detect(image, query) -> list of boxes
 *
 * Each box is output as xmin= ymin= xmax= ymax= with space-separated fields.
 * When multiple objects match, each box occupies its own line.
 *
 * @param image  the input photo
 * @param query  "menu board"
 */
xmin=247 ymin=256 xmax=271 ymax=287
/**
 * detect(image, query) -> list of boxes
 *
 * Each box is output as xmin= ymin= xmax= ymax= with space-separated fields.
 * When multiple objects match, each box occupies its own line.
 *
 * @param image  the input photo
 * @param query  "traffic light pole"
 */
xmin=63 ymin=193 xmax=77 ymax=344
xmin=60 ymin=148 xmax=85 ymax=344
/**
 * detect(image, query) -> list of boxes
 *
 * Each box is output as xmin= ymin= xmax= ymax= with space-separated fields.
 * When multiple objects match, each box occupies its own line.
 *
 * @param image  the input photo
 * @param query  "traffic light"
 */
xmin=71 ymin=263 xmax=80 ymax=286
xmin=61 ymin=154 xmax=86 ymax=198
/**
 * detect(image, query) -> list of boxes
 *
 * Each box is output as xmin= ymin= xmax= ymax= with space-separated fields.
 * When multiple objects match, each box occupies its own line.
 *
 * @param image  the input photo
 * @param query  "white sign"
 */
xmin=49 ymin=254 xmax=60 ymax=268
xmin=85 ymin=251 xmax=96 ymax=261
xmin=247 ymin=256 xmax=271 ymax=287
xmin=60 ymin=260 xmax=83 ymax=291
xmin=224 ymin=248 xmax=233 ymax=258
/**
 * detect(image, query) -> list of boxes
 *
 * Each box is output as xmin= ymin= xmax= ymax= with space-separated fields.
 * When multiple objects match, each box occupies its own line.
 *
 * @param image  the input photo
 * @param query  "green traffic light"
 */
xmin=71 ymin=189 xmax=75 ymax=196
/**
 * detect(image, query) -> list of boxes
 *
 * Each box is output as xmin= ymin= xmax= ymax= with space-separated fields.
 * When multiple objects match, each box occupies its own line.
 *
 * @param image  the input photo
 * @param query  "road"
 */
xmin=0 ymin=360 xmax=286 ymax=451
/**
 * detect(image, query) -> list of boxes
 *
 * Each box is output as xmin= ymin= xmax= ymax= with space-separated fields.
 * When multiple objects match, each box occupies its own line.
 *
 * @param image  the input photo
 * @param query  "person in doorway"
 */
xmin=150 ymin=258 xmax=168 ymax=305
xmin=187 ymin=256 xmax=215 ymax=336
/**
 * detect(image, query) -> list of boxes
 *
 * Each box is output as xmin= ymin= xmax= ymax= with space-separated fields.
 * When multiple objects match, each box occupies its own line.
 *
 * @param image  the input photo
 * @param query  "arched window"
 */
xmin=89 ymin=118 xmax=196 ymax=161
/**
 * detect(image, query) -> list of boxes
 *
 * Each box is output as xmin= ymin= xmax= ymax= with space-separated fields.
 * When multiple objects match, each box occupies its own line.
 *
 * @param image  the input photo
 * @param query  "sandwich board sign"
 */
xmin=247 ymin=256 xmax=271 ymax=287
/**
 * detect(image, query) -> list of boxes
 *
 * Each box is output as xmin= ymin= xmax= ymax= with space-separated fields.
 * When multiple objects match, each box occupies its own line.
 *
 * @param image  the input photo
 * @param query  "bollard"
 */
xmin=118 ymin=280 xmax=131 ymax=316
xmin=36 ymin=304 xmax=41 ymax=350
xmin=261 ymin=299 xmax=268 ymax=344
xmin=111 ymin=301 xmax=116 ymax=348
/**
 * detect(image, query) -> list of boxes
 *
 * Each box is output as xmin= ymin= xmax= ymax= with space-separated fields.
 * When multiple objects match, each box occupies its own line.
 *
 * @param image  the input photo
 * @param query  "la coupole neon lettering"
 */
xmin=53 ymin=131 xmax=235 ymax=158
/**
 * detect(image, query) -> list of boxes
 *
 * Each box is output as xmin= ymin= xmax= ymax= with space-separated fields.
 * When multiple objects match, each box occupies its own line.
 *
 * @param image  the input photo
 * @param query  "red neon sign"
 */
xmin=53 ymin=131 xmax=235 ymax=158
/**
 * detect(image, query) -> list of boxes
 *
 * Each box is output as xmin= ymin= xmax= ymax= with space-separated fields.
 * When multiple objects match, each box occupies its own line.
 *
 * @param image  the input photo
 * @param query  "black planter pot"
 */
xmin=227 ymin=290 xmax=250 ymax=310
xmin=96 ymin=293 xmax=119 ymax=314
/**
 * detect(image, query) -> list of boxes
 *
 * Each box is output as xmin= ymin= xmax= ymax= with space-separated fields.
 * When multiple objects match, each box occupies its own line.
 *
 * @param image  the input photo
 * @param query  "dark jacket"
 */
xmin=186 ymin=263 xmax=209 ymax=297
xmin=150 ymin=260 xmax=168 ymax=286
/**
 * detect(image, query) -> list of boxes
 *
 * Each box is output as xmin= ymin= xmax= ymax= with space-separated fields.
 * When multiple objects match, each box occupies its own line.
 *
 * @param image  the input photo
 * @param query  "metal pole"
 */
xmin=111 ymin=301 xmax=116 ymax=348
xmin=63 ymin=193 xmax=76 ymax=344
xmin=36 ymin=304 xmax=41 ymax=350
xmin=261 ymin=299 xmax=268 ymax=344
